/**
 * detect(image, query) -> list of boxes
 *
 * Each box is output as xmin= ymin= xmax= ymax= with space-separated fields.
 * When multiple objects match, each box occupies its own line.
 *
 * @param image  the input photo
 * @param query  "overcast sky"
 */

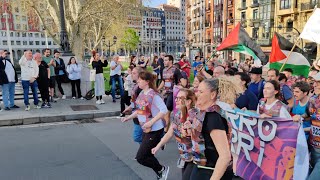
xmin=143 ymin=0 xmax=167 ymax=7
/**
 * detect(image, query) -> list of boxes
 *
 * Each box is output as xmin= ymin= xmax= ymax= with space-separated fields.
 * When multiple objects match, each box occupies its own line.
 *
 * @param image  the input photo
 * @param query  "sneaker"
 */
xmin=72 ymin=97 xmax=76 ymax=99
xmin=96 ymin=100 xmax=102 ymax=105
xmin=41 ymin=102 xmax=46 ymax=108
xmin=4 ymin=107 xmax=10 ymax=111
xmin=25 ymin=105 xmax=31 ymax=111
xmin=119 ymin=113 xmax=125 ymax=117
xmin=112 ymin=99 xmax=116 ymax=103
xmin=47 ymin=102 xmax=52 ymax=108
xmin=100 ymin=99 xmax=105 ymax=104
xmin=49 ymin=96 xmax=57 ymax=103
xmin=35 ymin=105 xmax=41 ymax=109
xmin=62 ymin=95 xmax=67 ymax=99
xmin=10 ymin=105 xmax=20 ymax=108
xmin=157 ymin=166 xmax=170 ymax=180
xmin=80 ymin=97 xmax=85 ymax=100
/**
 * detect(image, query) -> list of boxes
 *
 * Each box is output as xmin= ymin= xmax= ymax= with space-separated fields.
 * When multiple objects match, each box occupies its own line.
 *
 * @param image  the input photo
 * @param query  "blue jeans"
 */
xmin=1 ymin=82 xmax=15 ymax=108
xmin=21 ymin=80 xmax=39 ymax=106
xmin=133 ymin=123 xmax=143 ymax=144
xmin=308 ymin=147 xmax=320 ymax=180
xmin=110 ymin=75 xmax=124 ymax=100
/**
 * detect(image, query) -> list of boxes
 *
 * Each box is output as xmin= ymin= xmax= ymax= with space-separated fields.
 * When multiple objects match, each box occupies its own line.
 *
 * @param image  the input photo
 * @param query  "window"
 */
xmin=241 ymin=12 xmax=246 ymax=20
xmin=3 ymin=40 xmax=7 ymax=45
xmin=15 ymin=32 xmax=20 ymax=37
xmin=35 ymin=33 xmax=39 ymax=38
xmin=35 ymin=41 xmax=40 ymax=45
xmin=287 ymin=20 xmax=293 ymax=32
xmin=22 ymin=32 xmax=27 ymax=37
xmin=23 ymin=41 xmax=27 ymax=45
xmin=280 ymin=0 xmax=291 ymax=10
xmin=16 ymin=24 xmax=21 ymax=30
xmin=29 ymin=33 xmax=33 ymax=37
xmin=48 ymin=41 xmax=52 ymax=45
xmin=29 ymin=41 xmax=34 ymax=45
xmin=16 ymin=41 xmax=21 ymax=45
xmin=11 ymin=41 xmax=14 ymax=45
xmin=22 ymin=16 xmax=27 ymax=21
xmin=253 ymin=9 xmax=258 ymax=19
xmin=10 ymin=32 xmax=13 ymax=37
xmin=42 ymin=41 xmax=46 ymax=45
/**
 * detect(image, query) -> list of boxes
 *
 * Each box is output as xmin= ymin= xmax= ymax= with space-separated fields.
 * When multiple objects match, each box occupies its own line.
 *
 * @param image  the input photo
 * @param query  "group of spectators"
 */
xmin=0 ymin=49 xmax=83 ymax=111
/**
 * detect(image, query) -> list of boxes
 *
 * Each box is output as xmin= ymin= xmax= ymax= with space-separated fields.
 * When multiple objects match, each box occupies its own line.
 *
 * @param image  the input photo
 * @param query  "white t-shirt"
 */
xmin=110 ymin=61 xmax=121 ymax=76
xmin=256 ymin=100 xmax=291 ymax=119
xmin=3 ymin=60 xmax=15 ymax=82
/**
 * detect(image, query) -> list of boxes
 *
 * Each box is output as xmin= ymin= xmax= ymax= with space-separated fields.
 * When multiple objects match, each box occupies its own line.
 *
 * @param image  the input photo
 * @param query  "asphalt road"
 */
xmin=0 ymin=118 xmax=181 ymax=180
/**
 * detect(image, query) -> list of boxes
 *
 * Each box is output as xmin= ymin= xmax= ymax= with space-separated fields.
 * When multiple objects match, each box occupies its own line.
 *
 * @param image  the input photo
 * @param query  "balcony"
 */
xmin=238 ymin=3 xmax=247 ymax=10
xmin=205 ymin=39 xmax=211 ymax=43
xmin=250 ymin=1 xmax=259 ymax=8
xmin=301 ymin=1 xmax=320 ymax=11
xmin=256 ymin=39 xmax=272 ymax=46
xmin=228 ymin=0 xmax=233 ymax=7
xmin=205 ymin=21 xmax=211 ymax=28
xmin=227 ymin=18 xmax=234 ymax=24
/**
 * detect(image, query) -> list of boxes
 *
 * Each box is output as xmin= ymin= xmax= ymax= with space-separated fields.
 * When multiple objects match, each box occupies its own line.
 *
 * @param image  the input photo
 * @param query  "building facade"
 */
xmin=158 ymin=4 xmax=185 ymax=55
xmin=205 ymin=0 xmax=213 ymax=58
xmin=138 ymin=7 xmax=166 ymax=56
xmin=275 ymin=0 xmax=319 ymax=60
xmin=0 ymin=0 xmax=59 ymax=64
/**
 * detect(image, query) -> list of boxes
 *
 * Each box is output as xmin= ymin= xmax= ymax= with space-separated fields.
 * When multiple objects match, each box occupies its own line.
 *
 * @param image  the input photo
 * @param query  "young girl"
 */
xmin=192 ymin=75 xmax=205 ymax=96
xmin=152 ymin=89 xmax=198 ymax=180
xmin=67 ymin=57 xmax=83 ymax=99
xmin=121 ymin=71 xmax=169 ymax=180
xmin=91 ymin=51 xmax=108 ymax=104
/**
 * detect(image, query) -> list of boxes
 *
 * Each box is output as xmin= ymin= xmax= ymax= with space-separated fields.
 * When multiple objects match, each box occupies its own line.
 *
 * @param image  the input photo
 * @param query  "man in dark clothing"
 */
xmin=158 ymin=52 xmax=165 ymax=80
xmin=53 ymin=50 xmax=67 ymax=99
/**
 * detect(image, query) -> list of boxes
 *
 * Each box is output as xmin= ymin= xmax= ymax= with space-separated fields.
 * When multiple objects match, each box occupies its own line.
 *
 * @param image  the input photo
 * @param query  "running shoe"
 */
xmin=157 ymin=166 xmax=169 ymax=180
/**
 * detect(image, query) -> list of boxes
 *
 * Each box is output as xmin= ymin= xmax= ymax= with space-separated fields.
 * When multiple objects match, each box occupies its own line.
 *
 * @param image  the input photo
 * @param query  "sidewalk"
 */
xmin=0 ymin=96 xmax=121 ymax=127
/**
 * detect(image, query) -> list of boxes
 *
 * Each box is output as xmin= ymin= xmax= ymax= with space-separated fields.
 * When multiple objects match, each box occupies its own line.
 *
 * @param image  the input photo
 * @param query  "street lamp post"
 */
xmin=59 ymin=0 xmax=72 ymax=54
xmin=102 ymin=36 xmax=117 ymax=59
xmin=3 ymin=12 xmax=14 ymax=64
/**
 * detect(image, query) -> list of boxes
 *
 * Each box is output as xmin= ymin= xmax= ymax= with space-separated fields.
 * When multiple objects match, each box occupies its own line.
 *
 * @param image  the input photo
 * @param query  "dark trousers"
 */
xmin=38 ymin=79 xmax=50 ymax=102
xmin=190 ymin=165 xmax=233 ymax=180
xmin=71 ymin=79 xmax=82 ymax=98
xmin=182 ymin=162 xmax=195 ymax=180
xmin=120 ymin=91 xmax=131 ymax=113
xmin=55 ymin=75 xmax=65 ymax=95
xmin=136 ymin=128 xmax=164 ymax=174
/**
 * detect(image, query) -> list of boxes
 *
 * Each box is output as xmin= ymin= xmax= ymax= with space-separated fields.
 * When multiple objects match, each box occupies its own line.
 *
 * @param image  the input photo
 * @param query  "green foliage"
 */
xmin=120 ymin=28 xmax=140 ymax=52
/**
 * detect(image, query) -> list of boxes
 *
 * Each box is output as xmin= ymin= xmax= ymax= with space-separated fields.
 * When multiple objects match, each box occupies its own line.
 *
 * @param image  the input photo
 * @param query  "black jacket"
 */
xmin=0 ymin=57 xmax=18 ymax=85
xmin=54 ymin=58 xmax=67 ymax=76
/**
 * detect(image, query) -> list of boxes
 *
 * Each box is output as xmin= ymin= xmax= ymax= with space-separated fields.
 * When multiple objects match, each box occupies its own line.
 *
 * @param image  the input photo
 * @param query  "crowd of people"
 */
xmin=119 ymin=53 xmax=319 ymax=180
xmin=1 ymin=49 xmax=320 ymax=180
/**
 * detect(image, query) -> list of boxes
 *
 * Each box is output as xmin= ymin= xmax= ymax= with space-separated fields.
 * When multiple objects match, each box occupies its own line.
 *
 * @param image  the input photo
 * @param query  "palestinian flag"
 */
xmin=217 ymin=23 xmax=267 ymax=63
xmin=269 ymin=32 xmax=310 ymax=77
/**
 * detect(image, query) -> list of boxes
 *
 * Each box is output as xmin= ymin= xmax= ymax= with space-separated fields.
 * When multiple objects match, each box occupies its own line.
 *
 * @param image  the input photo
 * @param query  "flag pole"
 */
xmin=279 ymin=37 xmax=301 ymax=72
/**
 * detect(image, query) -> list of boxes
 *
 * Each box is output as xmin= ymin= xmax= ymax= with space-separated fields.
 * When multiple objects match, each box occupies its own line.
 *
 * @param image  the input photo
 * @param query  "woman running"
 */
xmin=191 ymin=77 xmax=243 ymax=180
xmin=121 ymin=71 xmax=169 ymax=180
xmin=152 ymin=89 xmax=198 ymax=180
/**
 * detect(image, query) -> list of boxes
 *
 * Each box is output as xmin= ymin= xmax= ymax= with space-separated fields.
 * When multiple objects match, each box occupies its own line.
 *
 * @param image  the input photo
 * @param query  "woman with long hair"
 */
xmin=257 ymin=80 xmax=291 ymax=119
xmin=130 ymin=55 xmax=137 ymax=67
xmin=192 ymin=75 xmax=205 ymax=96
xmin=91 ymin=50 xmax=108 ymax=104
xmin=191 ymin=77 xmax=243 ymax=180
xmin=151 ymin=55 xmax=161 ymax=87
xmin=121 ymin=71 xmax=169 ymax=180
xmin=152 ymin=88 xmax=198 ymax=180
xmin=67 ymin=57 xmax=83 ymax=99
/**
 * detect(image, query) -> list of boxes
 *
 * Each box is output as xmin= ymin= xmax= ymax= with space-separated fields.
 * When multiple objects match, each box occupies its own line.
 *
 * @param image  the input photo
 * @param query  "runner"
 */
xmin=122 ymin=66 xmax=144 ymax=144
xmin=121 ymin=71 xmax=169 ymax=180
xmin=158 ymin=55 xmax=187 ymax=132
xmin=190 ymin=77 xmax=242 ymax=180
xmin=152 ymin=89 xmax=198 ymax=180
xmin=257 ymin=80 xmax=291 ymax=119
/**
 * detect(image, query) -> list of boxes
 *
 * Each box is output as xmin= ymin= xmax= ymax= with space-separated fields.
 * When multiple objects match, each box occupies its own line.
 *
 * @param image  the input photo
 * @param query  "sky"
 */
xmin=143 ymin=0 xmax=167 ymax=7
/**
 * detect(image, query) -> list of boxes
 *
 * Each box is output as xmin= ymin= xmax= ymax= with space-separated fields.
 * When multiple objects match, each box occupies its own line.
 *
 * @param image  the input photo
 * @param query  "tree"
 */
xmin=120 ymin=28 xmax=140 ymax=55
xmin=10 ymin=0 xmax=141 ymax=59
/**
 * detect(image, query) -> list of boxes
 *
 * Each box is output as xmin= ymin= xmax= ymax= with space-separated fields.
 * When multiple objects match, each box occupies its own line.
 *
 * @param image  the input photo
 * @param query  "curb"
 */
xmin=0 ymin=110 xmax=121 ymax=127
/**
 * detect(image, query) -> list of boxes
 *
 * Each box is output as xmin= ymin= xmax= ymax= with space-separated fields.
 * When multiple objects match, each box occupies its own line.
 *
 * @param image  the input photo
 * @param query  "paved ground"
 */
xmin=0 ymin=96 xmax=121 ymax=126
xmin=0 ymin=117 xmax=181 ymax=180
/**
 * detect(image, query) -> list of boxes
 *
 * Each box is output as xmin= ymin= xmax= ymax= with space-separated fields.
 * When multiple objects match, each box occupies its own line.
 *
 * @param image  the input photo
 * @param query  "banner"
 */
xmin=300 ymin=8 xmax=320 ymax=44
xmin=222 ymin=108 xmax=309 ymax=180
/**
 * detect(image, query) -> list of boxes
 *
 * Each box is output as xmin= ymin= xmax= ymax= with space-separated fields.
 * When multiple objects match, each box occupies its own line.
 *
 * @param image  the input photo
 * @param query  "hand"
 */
xmin=260 ymin=113 xmax=272 ymax=119
xmin=50 ymin=59 xmax=54 ymax=65
xmin=230 ymin=104 xmax=237 ymax=109
xmin=241 ymin=107 xmax=247 ymax=111
xmin=121 ymin=117 xmax=129 ymax=122
xmin=292 ymin=115 xmax=302 ymax=122
xmin=151 ymin=146 xmax=160 ymax=155
xmin=142 ymin=121 xmax=153 ymax=130
xmin=29 ymin=77 xmax=36 ymax=83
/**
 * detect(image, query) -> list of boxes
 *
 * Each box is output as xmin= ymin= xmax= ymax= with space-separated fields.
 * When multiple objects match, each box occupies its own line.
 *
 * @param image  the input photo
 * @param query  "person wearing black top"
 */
xmin=191 ymin=77 xmax=243 ymax=180
xmin=91 ymin=51 xmax=108 ymax=104
xmin=53 ymin=50 xmax=67 ymax=99
xmin=34 ymin=53 xmax=51 ymax=108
